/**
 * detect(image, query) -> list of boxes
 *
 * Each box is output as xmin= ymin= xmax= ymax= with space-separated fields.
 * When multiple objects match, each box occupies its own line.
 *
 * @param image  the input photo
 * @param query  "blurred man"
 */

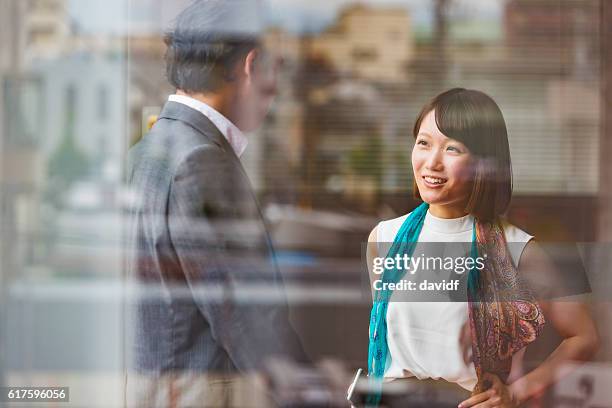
xmin=125 ymin=1 xmax=307 ymax=406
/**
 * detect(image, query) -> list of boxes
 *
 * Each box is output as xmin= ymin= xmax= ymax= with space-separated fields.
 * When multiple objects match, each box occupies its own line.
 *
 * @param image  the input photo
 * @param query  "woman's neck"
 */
xmin=428 ymin=204 xmax=469 ymax=219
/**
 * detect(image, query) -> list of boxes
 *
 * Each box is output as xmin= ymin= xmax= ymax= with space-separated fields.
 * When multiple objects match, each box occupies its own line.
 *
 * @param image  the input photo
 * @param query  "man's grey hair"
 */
xmin=164 ymin=0 xmax=266 ymax=92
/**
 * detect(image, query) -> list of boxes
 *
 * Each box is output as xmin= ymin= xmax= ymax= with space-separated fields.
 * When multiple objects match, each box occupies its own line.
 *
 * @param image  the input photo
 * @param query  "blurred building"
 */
xmin=0 ymin=0 xmax=129 ymax=286
xmin=280 ymin=5 xmax=416 ymax=210
xmin=127 ymin=0 xmax=191 ymax=35
xmin=33 ymin=55 xmax=126 ymax=178
xmin=253 ymin=29 xmax=306 ymax=195
xmin=0 ymin=0 xmax=46 ymax=284
xmin=22 ymin=0 xmax=71 ymax=62
xmin=283 ymin=0 xmax=604 ymax=242
xmin=15 ymin=0 xmax=127 ymax=187
xmin=505 ymin=0 xmax=599 ymax=69
xmin=0 ymin=0 xmax=23 ymax=70
xmin=306 ymin=5 xmax=413 ymax=83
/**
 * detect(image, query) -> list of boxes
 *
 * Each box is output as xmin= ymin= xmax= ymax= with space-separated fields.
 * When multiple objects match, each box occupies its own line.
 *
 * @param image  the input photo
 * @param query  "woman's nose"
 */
xmin=425 ymin=148 xmax=444 ymax=171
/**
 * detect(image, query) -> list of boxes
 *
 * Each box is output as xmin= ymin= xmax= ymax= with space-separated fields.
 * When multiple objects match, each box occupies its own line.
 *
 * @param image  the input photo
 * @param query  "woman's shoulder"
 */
xmin=381 ymin=212 xmax=411 ymax=228
xmin=500 ymin=219 xmax=534 ymax=244
xmin=499 ymin=219 xmax=535 ymax=267
xmin=372 ymin=213 xmax=411 ymax=243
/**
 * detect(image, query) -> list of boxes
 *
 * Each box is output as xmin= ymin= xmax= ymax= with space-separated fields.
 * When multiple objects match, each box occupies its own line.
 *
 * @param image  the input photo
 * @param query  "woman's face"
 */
xmin=412 ymin=110 xmax=475 ymax=217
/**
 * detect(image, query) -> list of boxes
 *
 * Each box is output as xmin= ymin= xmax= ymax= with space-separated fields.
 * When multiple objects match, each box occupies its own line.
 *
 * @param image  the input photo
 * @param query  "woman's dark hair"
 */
xmin=164 ymin=0 xmax=261 ymax=93
xmin=412 ymin=88 xmax=513 ymax=221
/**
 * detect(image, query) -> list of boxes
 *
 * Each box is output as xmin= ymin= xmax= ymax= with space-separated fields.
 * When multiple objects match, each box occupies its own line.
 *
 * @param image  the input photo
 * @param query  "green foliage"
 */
xmin=47 ymin=133 xmax=90 ymax=187
xmin=46 ymin=102 xmax=91 ymax=206
xmin=347 ymin=135 xmax=383 ymax=179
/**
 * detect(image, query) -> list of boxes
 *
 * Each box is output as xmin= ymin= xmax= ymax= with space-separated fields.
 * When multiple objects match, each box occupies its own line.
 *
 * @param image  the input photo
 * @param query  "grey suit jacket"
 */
xmin=126 ymin=101 xmax=306 ymax=375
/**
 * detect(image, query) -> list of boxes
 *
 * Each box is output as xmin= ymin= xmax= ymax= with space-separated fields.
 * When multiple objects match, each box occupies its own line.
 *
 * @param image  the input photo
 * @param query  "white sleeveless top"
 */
xmin=376 ymin=210 xmax=533 ymax=391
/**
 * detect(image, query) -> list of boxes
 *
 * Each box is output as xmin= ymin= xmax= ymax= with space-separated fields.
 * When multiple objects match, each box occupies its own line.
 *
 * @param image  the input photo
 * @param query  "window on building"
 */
xmin=351 ymin=47 xmax=378 ymax=62
xmin=98 ymin=84 xmax=109 ymax=121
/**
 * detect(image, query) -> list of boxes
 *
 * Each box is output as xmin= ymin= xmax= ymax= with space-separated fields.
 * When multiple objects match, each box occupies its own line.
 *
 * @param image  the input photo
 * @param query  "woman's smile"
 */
xmin=421 ymin=174 xmax=448 ymax=188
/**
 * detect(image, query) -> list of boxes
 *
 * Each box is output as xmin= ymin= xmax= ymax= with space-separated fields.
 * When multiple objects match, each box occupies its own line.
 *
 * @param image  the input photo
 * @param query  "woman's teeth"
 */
xmin=424 ymin=176 xmax=446 ymax=185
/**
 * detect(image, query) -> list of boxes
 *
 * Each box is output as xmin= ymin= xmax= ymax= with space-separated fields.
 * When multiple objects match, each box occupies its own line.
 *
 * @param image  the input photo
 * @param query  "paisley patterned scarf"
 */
xmin=367 ymin=202 xmax=545 ymax=403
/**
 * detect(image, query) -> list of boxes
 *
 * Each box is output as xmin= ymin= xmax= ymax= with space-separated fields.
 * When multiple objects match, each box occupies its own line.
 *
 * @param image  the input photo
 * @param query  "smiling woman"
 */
xmin=365 ymin=88 xmax=599 ymax=408
xmin=411 ymin=88 xmax=512 ymax=221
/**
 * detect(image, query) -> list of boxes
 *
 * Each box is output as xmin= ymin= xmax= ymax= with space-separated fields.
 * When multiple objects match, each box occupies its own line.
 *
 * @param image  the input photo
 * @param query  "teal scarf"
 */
xmin=366 ymin=202 xmax=544 ymax=405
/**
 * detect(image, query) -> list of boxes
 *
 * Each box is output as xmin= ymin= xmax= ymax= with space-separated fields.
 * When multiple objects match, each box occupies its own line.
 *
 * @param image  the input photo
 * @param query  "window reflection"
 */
xmin=0 ymin=1 xmax=610 ymax=406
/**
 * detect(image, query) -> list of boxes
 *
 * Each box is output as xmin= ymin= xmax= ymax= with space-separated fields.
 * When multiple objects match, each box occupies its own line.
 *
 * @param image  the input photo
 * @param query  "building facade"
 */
xmin=307 ymin=5 xmax=413 ymax=83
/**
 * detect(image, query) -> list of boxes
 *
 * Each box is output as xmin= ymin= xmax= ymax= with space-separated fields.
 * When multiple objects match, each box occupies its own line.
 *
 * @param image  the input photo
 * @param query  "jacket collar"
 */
xmin=158 ymin=101 xmax=237 ymax=158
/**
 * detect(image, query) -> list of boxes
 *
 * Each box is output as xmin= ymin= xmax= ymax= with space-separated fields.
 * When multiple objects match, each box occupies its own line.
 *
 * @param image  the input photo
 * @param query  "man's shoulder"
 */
xmin=130 ymin=117 xmax=226 ymax=175
xmin=148 ymin=116 xmax=219 ymax=153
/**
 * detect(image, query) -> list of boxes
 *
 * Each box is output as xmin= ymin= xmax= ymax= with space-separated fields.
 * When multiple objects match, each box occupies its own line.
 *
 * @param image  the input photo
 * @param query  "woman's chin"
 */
xmin=419 ymin=191 xmax=446 ymax=205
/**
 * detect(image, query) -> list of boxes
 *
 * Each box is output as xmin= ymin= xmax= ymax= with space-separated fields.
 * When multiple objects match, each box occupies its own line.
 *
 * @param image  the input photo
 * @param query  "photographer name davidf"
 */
xmin=373 ymin=279 xmax=460 ymax=291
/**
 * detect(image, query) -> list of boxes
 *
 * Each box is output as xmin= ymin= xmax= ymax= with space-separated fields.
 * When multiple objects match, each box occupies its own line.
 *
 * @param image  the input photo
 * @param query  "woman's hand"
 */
xmin=458 ymin=373 xmax=521 ymax=408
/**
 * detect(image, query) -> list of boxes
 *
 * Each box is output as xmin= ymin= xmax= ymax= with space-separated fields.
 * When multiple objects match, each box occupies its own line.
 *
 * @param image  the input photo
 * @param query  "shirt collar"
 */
xmin=168 ymin=94 xmax=248 ymax=157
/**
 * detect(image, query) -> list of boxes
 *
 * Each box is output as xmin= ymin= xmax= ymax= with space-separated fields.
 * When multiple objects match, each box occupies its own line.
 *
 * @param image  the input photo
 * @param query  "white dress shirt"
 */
xmin=168 ymin=94 xmax=248 ymax=157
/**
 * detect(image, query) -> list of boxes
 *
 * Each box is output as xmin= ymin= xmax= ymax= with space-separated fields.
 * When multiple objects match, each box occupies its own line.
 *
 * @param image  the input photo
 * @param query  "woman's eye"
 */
xmin=447 ymin=146 xmax=461 ymax=153
xmin=417 ymin=140 xmax=428 ymax=146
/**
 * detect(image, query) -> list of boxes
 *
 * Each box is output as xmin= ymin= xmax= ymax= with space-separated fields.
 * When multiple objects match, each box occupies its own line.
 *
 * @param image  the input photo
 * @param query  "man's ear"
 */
xmin=244 ymin=48 xmax=259 ymax=79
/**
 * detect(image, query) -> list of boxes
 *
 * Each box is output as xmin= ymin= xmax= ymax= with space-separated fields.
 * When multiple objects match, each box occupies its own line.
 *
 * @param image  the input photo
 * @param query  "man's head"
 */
xmin=164 ymin=0 xmax=279 ymax=132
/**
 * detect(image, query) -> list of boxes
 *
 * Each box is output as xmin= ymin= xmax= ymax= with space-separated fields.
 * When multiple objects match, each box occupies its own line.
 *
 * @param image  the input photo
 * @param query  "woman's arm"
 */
xmin=366 ymin=226 xmax=379 ymax=301
xmin=460 ymin=240 xmax=600 ymax=407
xmin=508 ymin=240 xmax=600 ymax=404
xmin=508 ymin=301 xmax=599 ymax=404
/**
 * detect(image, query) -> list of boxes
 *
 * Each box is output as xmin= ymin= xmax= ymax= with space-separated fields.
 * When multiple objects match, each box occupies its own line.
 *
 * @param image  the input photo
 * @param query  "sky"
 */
xmin=67 ymin=0 xmax=502 ymax=36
